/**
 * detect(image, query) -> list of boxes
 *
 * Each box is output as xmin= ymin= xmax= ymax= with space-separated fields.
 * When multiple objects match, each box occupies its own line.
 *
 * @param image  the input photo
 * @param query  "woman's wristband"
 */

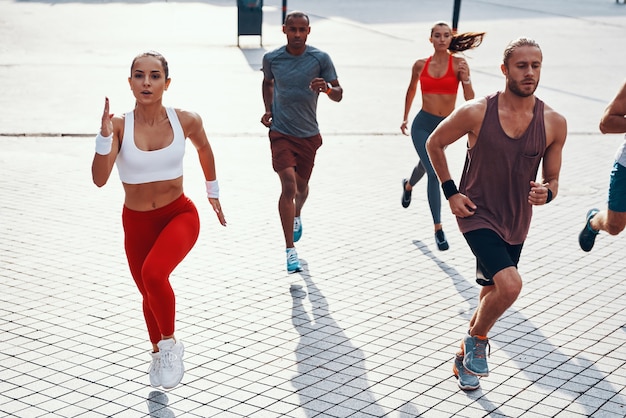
xmin=95 ymin=132 xmax=113 ymax=155
xmin=205 ymin=180 xmax=220 ymax=199
xmin=441 ymin=179 xmax=459 ymax=200
xmin=546 ymin=188 xmax=553 ymax=204
xmin=325 ymin=82 xmax=332 ymax=94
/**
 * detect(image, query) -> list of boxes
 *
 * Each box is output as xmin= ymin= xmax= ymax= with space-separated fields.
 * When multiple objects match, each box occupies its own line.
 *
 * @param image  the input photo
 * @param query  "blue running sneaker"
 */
xmin=453 ymin=354 xmax=480 ymax=391
xmin=286 ymin=248 xmax=302 ymax=273
xmin=579 ymin=208 xmax=600 ymax=252
xmin=293 ymin=217 xmax=303 ymax=242
xmin=462 ymin=334 xmax=490 ymax=377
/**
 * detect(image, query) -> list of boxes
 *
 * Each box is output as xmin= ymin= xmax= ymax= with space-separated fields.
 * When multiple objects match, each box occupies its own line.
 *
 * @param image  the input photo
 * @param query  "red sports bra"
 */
xmin=419 ymin=55 xmax=459 ymax=95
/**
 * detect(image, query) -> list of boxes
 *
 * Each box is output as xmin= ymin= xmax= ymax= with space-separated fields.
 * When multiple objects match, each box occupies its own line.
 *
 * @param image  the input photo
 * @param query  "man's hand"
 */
xmin=528 ymin=181 xmax=551 ymax=206
xmin=449 ymin=193 xmax=476 ymax=218
xmin=260 ymin=111 xmax=272 ymax=128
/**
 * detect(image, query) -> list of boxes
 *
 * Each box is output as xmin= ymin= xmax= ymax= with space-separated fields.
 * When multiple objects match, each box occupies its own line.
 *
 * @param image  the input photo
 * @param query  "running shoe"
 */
xmin=435 ymin=229 xmax=449 ymax=251
xmin=157 ymin=339 xmax=185 ymax=389
xmin=293 ymin=217 xmax=303 ymax=242
xmin=578 ymin=208 xmax=600 ymax=252
xmin=286 ymin=248 xmax=302 ymax=273
xmin=453 ymin=353 xmax=480 ymax=391
xmin=462 ymin=333 xmax=490 ymax=377
xmin=148 ymin=351 xmax=161 ymax=388
xmin=401 ymin=178 xmax=412 ymax=208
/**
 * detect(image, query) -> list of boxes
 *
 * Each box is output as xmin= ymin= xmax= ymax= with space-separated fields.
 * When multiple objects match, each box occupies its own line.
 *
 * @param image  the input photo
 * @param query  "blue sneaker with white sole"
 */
xmin=286 ymin=248 xmax=302 ymax=273
xmin=293 ymin=217 xmax=303 ymax=242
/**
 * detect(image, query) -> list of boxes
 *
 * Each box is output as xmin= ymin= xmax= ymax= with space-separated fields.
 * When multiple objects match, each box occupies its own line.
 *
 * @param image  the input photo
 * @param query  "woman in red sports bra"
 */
xmin=400 ymin=22 xmax=484 ymax=250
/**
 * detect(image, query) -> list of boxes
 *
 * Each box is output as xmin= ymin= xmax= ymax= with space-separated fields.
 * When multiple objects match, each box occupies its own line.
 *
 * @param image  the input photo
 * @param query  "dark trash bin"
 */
xmin=237 ymin=0 xmax=263 ymax=46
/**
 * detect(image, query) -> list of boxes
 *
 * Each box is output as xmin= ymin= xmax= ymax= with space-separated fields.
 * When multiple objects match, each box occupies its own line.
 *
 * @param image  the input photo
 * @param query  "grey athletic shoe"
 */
xmin=453 ymin=353 xmax=480 ymax=391
xmin=462 ymin=333 xmax=490 ymax=377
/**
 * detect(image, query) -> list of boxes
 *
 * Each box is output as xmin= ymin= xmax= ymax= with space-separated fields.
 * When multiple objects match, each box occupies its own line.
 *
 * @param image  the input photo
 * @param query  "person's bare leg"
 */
xmin=590 ymin=209 xmax=626 ymax=236
xmin=277 ymin=168 xmax=297 ymax=248
xmin=294 ymin=173 xmax=309 ymax=218
xmin=469 ymin=267 xmax=522 ymax=337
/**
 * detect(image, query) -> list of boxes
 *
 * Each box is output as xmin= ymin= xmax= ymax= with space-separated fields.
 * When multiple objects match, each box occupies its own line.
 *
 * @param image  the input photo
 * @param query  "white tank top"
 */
xmin=116 ymin=107 xmax=185 ymax=184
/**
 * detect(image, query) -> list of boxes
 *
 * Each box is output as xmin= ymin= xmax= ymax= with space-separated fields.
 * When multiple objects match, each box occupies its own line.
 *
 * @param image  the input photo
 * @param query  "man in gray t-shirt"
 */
xmin=261 ymin=10 xmax=343 ymax=273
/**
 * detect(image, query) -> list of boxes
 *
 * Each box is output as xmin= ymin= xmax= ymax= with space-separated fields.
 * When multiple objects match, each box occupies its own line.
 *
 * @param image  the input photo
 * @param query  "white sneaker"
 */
xmin=157 ymin=339 xmax=185 ymax=389
xmin=148 ymin=351 xmax=162 ymax=387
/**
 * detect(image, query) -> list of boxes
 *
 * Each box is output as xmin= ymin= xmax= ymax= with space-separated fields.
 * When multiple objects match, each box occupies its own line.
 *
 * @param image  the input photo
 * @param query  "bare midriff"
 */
xmin=422 ymin=93 xmax=458 ymax=117
xmin=123 ymin=177 xmax=184 ymax=211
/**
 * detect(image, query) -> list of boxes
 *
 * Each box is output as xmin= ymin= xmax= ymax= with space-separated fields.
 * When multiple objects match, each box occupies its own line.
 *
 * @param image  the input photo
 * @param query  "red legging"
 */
xmin=122 ymin=194 xmax=200 ymax=344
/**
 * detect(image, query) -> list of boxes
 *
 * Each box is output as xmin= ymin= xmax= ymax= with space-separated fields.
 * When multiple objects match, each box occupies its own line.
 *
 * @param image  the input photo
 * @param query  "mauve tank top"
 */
xmin=458 ymin=92 xmax=546 ymax=245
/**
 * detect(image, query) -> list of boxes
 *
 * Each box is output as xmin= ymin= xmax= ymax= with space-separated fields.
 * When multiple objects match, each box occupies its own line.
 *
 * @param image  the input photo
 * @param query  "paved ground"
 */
xmin=1 ymin=0 xmax=626 ymax=417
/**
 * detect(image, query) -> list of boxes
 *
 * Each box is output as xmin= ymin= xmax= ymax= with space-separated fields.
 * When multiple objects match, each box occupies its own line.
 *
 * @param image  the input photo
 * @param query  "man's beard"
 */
xmin=508 ymin=79 xmax=538 ymax=98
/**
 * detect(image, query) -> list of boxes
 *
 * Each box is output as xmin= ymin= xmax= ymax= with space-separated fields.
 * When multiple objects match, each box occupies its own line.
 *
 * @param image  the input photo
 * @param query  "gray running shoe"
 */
xmin=453 ymin=354 xmax=480 ymax=391
xmin=462 ymin=333 xmax=490 ymax=377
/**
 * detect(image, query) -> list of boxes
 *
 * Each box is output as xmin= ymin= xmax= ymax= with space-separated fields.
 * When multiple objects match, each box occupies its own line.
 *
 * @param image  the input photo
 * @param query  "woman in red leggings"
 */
xmin=91 ymin=51 xmax=227 ymax=389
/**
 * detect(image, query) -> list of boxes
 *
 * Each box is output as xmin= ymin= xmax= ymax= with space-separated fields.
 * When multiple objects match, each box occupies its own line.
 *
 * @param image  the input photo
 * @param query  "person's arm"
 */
xmin=529 ymin=107 xmax=567 ymax=206
xmin=261 ymin=78 xmax=274 ymax=128
xmin=456 ymin=57 xmax=475 ymax=101
xmin=91 ymin=97 xmax=121 ymax=187
xmin=182 ymin=110 xmax=227 ymax=226
xmin=326 ymin=79 xmax=343 ymax=102
xmin=309 ymin=77 xmax=343 ymax=102
xmin=599 ymin=80 xmax=626 ymax=134
xmin=426 ymin=99 xmax=485 ymax=217
xmin=401 ymin=60 xmax=424 ymax=135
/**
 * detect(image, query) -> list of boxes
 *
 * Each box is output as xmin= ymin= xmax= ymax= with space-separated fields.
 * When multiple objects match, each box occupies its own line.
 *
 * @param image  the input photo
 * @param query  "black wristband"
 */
xmin=442 ymin=179 xmax=459 ymax=200
xmin=546 ymin=188 xmax=553 ymax=204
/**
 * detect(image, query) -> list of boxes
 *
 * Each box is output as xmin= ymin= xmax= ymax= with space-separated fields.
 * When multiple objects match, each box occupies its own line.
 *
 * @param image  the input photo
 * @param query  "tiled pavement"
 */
xmin=1 ymin=0 xmax=626 ymax=417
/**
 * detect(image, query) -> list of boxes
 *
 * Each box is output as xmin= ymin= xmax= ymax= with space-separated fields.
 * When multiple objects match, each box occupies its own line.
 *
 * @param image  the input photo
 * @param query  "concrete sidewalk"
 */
xmin=1 ymin=0 xmax=625 ymax=417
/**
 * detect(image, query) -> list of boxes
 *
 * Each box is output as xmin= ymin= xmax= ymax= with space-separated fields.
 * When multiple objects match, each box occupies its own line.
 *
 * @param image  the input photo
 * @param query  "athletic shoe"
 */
xmin=401 ymin=178 xmax=412 ymax=208
xmin=293 ymin=217 xmax=303 ymax=242
xmin=148 ymin=351 xmax=161 ymax=387
xmin=579 ymin=208 xmax=600 ymax=252
xmin=435 ymin=229 xmax=449 ymax=251
xmin=453 ymin=354 xmax=480 ymax=391
xmin=286 ymin=248 xmax=302 ymax=273
xmin=462 ymin=333 xmax=490 ymax=377
xmin=157 ymin=339 xmax=185 ymax=389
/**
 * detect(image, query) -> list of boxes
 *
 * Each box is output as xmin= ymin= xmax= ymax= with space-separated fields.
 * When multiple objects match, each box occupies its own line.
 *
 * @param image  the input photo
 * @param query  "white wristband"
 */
xmin=205 ymin=180 xmax=219 ymax=199
xmin=462 ymin=77 xmax=471 ymax=85
xmin=95 ymin=132 xmax=113 ymax=155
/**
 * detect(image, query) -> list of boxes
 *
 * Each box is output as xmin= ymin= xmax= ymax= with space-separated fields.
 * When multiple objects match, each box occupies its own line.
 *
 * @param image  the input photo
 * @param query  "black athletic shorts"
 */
xmin=463 ymin=229 xmax=524 ymax=286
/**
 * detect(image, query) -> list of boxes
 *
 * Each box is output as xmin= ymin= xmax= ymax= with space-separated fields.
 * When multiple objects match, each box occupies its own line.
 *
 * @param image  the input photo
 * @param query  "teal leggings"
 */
xmin=409 ymin=110 xmax=446 ymax=225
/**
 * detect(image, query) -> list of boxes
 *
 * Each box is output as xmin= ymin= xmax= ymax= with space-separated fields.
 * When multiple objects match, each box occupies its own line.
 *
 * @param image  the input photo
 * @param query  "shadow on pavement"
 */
xmin=413 ymin=239 xmax=625 ymax=417
xmin=289 ymin=259 xmax=396 ymax=417
xmin=147 ymin=390 xmax=175 ymax=418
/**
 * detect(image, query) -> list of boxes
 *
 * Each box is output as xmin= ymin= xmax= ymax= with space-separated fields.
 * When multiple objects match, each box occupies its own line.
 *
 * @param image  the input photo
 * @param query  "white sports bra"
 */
xmin=116 ymin=107 xmax=185 ymax=184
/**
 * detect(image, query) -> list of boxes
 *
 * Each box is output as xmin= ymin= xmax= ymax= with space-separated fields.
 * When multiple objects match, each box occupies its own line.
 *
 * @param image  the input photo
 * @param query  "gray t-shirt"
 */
xmin=262 ymin=45 xmax=338 ymax=138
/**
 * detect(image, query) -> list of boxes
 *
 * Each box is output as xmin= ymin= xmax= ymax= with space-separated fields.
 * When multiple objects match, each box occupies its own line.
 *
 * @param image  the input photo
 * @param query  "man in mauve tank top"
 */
xmin=426 ymin=38 xmax=567 ymax=391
